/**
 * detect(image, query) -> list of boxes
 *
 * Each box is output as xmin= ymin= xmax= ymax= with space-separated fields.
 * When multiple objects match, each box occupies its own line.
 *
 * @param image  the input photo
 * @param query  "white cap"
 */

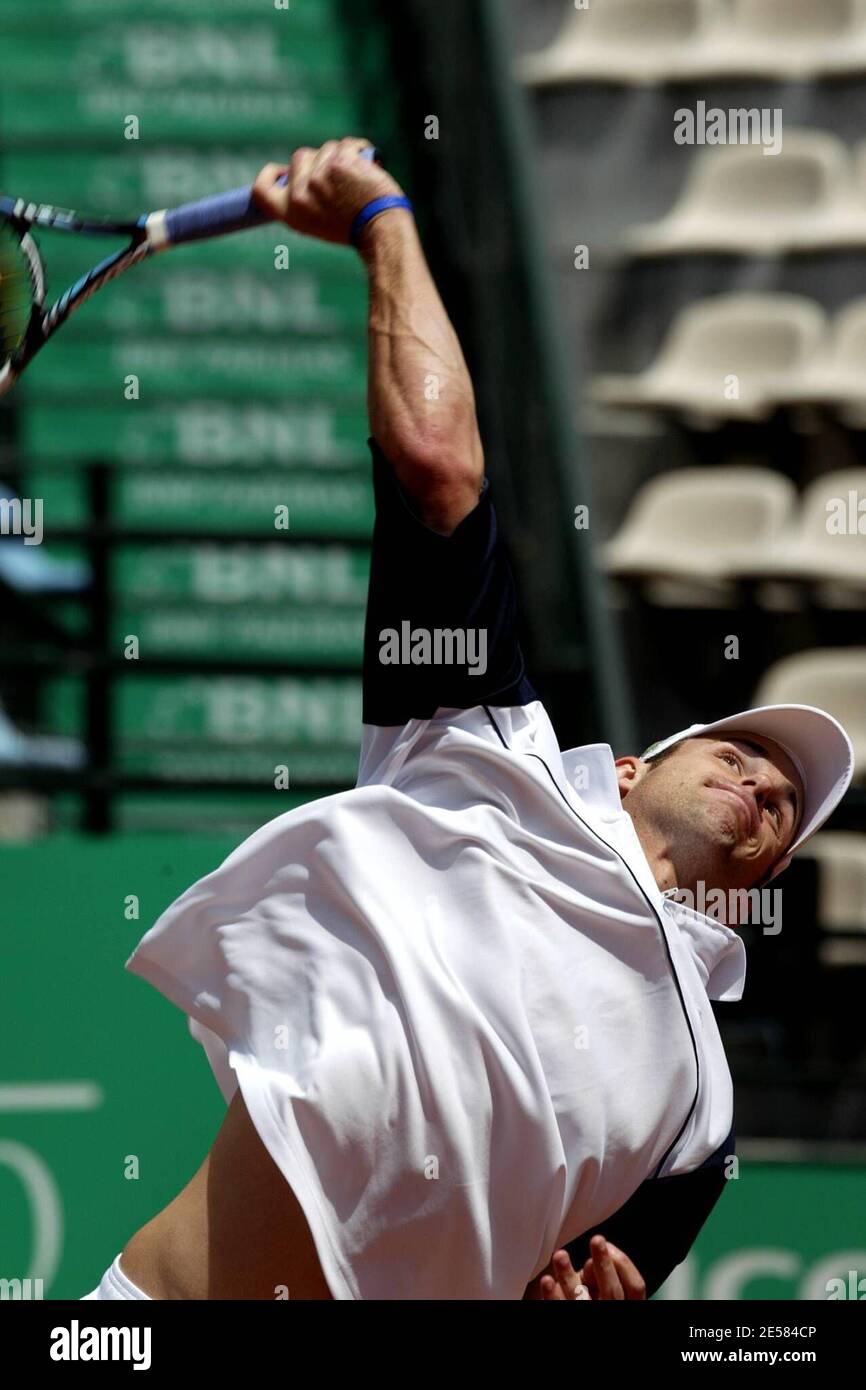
xmin=642 ymin=704 xmax=855 ymax=880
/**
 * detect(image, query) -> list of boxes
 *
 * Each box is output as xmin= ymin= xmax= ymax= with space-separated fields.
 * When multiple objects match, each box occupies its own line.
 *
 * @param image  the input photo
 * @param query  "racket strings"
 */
xmin=0 ymin=226 xmax=36 ymax=360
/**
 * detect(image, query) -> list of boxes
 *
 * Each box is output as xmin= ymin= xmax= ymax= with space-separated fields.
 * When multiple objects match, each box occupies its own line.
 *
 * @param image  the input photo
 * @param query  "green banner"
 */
xmin=41 ymin=265 xmax=366 ymax=337
xmin=24 ymin=469 xmax=374 ymax=534
xmin=0 ymin=0 xmax=340 ymax=24
xmin=655 ymin=1161 xmax=866 ymax=1301
xmin=17 ymin=335 xmax=367 ymax=399
xmin=54 ymin=789 xmax=326 ymax=835
xmin=116 ymin=743 xmax=360 ymax=783
xmin=15 ymin=403 xmax=370 ymax=466
xmin=43 ymin=673 xmax=363 ymax=743
xmin=111 ymin=605 xmax=364 ymax=662
xmin=2 ymin=21 xmax=351 ymax=86
xmin=1 ymin=85 xmax=362 ymax=144
xmin=113 ymin=542 xmax=370 ymax=602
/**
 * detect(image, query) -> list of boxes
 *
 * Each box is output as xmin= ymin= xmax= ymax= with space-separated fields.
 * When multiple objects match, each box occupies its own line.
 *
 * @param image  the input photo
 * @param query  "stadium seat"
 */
xmin=623 ymin=132 xmax=853 ymax=257
xmin=803 ymin=833 xmax=866 ymax=967
xmin=518 ymin=0 xmax=725 ymax=87
xmin=754 ymin=649 xmax=866 ymax=784
xmin=602 ymin=464 xmax=796 ymax=605
xmin=847 ymin=139 xmax=866 ymax=243
xmin=752 ymin=470 xmax=866 ymax=603
xmin=787 ymin=298 xmax=866 ymax=425
xmin=703 ymin=0 xmax=866 ymax=80
xmin=590 ymin=294 xmax=828 ymax=424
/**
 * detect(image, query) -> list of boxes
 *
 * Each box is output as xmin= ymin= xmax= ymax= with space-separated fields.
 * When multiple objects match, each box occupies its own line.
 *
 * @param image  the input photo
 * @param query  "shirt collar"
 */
xmin=560 ymin=741 xmax=747 ymax=1002
xmin=662 ymin=893 xmax=747 ymax=1002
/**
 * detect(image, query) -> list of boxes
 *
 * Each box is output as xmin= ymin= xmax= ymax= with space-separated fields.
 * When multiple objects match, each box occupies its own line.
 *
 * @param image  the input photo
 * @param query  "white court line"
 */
xmin=0 ymin=1082 xmax=104 ymax=1112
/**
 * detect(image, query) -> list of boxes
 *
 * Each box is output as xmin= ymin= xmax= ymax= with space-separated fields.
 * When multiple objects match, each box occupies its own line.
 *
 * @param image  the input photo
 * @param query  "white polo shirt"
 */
xmin=125 ymin=444 xmax=746 ymax=1300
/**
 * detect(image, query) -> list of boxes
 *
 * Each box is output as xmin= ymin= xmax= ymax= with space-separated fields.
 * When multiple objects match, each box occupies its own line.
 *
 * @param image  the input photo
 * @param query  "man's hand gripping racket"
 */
xmin=0 ymin=137 xmax=403 ymax=396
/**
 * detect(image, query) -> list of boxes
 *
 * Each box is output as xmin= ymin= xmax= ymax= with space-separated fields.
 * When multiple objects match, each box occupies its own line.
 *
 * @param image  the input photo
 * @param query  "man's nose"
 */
xmin=742 ymin=770 xmax=773 ymax=804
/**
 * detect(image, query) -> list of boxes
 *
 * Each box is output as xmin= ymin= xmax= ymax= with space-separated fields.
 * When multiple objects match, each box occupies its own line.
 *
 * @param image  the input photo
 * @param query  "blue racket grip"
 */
xmin=154 ymin=146 xmax=380 ymax=248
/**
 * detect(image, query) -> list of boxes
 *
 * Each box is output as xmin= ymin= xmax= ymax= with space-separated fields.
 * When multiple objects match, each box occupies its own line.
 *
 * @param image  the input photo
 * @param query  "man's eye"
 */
xmin=719 ymin=751 xmax=739 ymax=768
xmin=768 ymin=804 xmax=782 ymax=825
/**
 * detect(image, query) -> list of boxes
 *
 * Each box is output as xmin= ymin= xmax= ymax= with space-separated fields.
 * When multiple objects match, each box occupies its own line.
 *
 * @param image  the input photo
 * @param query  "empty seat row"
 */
xmin=625 ymin=130 xmax=866 ymax=257
xmin=521 ymin=0 xmax=866 ymax=87
xmin=604 ymin=464 xmax=866 ymax=595
xmin=591 ymin=293 xmax=866 ymax=425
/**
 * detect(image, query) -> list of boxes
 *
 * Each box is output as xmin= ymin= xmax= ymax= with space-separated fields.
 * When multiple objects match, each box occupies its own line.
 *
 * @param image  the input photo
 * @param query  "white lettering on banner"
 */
xmin=174 ymin=406 xmax=338 ymax=464
xmin=0 ymin=1142 xmax=62 ymax=1289
xmin=124 ymin=28 xmax=280 ymax=85
xmin=657 ymin=1249 xmax=866 ymax=1300
xmin=142 ymin=154 xmax=258 ymax=204
xmin=163 ymin=274 xmax=317 ymax=332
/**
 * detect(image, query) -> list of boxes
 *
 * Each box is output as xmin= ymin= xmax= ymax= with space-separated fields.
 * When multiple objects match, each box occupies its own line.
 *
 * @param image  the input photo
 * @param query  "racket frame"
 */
xmin=0 ymin=197 xmax=157 ymax=395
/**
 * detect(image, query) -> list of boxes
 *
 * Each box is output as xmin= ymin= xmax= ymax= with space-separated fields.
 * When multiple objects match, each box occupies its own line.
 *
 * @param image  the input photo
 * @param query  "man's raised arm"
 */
xmin=253 ymin=137 xmax=483 ymax=534
xmin=254 ymin=137 xmax=535 ymax=727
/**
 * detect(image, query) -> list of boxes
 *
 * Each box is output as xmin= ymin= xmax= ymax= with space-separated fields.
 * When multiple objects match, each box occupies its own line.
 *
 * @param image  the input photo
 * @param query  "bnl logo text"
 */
xmin=1 ymin=1277 xmax=44 ymax=1299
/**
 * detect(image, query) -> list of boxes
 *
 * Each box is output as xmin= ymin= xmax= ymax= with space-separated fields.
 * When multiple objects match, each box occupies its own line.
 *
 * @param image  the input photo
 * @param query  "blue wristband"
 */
xmin=350 ymin=195 xmax=413 ymax=247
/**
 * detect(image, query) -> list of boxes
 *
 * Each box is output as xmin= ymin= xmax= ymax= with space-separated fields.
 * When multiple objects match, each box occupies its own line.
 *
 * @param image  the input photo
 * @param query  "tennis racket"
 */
xmin=0 ymin=144 xmax=380 ymax=397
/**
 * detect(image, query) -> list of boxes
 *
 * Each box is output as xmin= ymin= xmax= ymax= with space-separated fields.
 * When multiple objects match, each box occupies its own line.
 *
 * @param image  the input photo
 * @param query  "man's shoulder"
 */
xmin=357 ymin=698 xmax=565 ymax=791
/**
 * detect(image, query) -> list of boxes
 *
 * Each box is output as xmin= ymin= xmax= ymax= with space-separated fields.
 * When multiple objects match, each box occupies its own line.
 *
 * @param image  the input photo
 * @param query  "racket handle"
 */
xmin=148 ymin=146 xmax=380 ymax=249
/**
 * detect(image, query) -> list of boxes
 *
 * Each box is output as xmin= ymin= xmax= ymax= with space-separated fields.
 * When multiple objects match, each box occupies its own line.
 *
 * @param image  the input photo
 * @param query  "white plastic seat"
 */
xmin=803 ymin=833 xmax=866 ymax=965
xmin=624 ymin=132 xmax=852 ymax=257
xmin=754 ymin=649 xmax=866 ymax=784
xmin=703 ymin=0 xmax=866 ymax=79
xmin=591 ymin=294 xmax=829 ymax=424
xmin=603 ymin=466 xmax=796 ymax=588
xmin=805 ymin=833 xmax=866 ymax=929
xmin=518 ymin=0 xmax=725 ymax=87
xmin=842 ymin=139 xmax=866 ymax=247
xmin=754 ymin=470 xmax=866 ymax=602
xmin=789 ymin=298 xmax=866 ymax=424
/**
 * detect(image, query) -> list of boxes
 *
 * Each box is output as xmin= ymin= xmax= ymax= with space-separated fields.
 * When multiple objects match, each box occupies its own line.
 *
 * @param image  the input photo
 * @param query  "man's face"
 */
xmin=617 ymin=734 xmax=804 ymax=894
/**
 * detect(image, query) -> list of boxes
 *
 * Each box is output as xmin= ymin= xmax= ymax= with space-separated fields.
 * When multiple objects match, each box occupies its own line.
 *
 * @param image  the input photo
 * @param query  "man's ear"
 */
xmin=614 ymin=755 xmax=646 ymax=803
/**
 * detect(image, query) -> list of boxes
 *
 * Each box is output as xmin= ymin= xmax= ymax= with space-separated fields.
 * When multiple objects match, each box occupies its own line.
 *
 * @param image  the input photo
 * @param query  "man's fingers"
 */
xmin=582 ymin=1239 xmax=648 ymax=1301
xmin=588 ymin=1234 xmax=625 ymax=1300
xmin=552 ymin=1249 xmax=587 ymax=1300
xmin=336 ymin=135 xmax=377 ymax=163
xmin=309 ymin=140 xmax=340 ymax=179
xmin=251 ymin=162 xmax=291 ymax=217
xmin=288 ymin=145 xmax=317 ymax=205
xmin=541 ymin=1274 xmax=566 ymax=1300
xmin=602 ymin=1241 xmax=648 ymax=1300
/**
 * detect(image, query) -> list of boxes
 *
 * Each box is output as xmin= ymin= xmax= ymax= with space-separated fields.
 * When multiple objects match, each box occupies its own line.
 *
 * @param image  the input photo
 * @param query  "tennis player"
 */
xmin=82 ymin=138 xmax=853 ymax=1301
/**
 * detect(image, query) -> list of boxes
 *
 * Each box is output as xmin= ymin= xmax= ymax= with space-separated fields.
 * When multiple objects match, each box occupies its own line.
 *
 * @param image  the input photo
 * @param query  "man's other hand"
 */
xmin=524 ymin=1235 xmax=648 ymax=1301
